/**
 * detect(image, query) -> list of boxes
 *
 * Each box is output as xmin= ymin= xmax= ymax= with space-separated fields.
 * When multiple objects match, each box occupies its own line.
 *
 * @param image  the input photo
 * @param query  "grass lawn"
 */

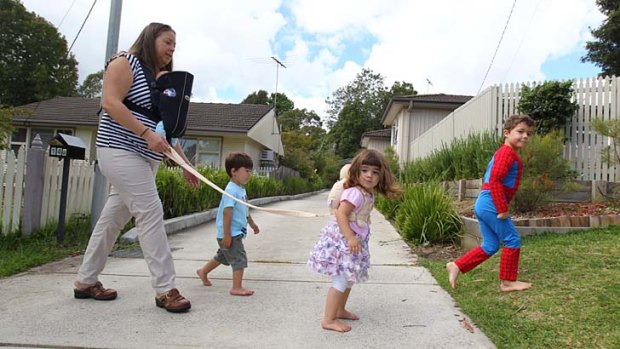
xmin=420 ymin=227 xmax=620 ymax=349
xmin=0 ymin=216 xmax=137 ymax=278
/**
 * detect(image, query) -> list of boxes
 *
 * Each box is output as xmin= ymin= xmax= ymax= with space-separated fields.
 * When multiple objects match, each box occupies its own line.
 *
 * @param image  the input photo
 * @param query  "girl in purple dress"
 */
xmin=308 ymin=149 xmax=400 ymax=332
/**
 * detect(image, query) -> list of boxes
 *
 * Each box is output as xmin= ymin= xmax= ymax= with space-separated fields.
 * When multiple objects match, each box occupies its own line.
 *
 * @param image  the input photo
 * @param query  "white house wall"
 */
xmin=222 ymin=136 xmax=246 ymax=160
xmin=402 ymin=109 xmax=453 ymax=163
xmin=395 ymin=109 xmax=410 ymax=166
xmin=365 ymin=139 xmax=390 ymax=154
xmin=74 ymin=128 xmax=96 ymax=161
xmin=247 ymin=110 xmax=284 ymax=155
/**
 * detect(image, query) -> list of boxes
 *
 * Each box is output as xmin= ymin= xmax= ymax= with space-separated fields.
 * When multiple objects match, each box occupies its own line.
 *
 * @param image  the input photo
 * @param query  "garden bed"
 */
xmin=457 ymin=200 xmax=620 ymax=250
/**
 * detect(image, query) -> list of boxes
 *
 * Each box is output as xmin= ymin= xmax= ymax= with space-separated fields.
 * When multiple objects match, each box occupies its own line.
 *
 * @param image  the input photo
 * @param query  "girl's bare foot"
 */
xmin=196 ymin=269 xmax=212 ymax=286
xmin=336 ymin=309 xmax=359 ymax=320
xmin=321 ymin=319 xmax=352 ymax=332
xmin=446 ymin=262 xmax=460 ymax=289
xmin=229 ymin=288 xmax=255 ymax=296
xmin=500 ymin=280 xmax=532 ymax=292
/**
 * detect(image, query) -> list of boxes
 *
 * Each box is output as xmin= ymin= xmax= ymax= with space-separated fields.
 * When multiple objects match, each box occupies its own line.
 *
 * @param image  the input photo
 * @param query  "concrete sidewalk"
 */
xmin=0 ymin=192 xmax=495 ymax=349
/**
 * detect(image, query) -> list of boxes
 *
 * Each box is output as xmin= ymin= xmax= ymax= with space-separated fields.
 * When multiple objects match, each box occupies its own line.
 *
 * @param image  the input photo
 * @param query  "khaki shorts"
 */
xmin=213 ymin=235 xmax=248 ymax=270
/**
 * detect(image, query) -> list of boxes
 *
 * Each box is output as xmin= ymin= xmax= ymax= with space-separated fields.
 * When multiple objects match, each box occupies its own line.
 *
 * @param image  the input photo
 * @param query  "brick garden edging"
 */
xmin=460 ymin=214 xmax=620 ymax=250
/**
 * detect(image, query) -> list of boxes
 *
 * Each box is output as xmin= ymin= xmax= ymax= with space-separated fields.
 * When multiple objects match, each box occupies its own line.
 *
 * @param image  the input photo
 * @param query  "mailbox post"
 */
xmin=48 ymin=133 xmax=86 ymax=245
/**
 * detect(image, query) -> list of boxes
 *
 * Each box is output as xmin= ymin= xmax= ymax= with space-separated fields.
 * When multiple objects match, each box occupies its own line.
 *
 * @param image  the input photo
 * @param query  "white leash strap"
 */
xmin=164 ymin=148 xmax=322 ymax=218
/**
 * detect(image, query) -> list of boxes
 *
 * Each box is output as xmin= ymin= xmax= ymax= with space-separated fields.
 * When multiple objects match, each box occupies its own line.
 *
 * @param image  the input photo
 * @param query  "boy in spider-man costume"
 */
xmin=447 ymin=115 xmax=536 ymax=292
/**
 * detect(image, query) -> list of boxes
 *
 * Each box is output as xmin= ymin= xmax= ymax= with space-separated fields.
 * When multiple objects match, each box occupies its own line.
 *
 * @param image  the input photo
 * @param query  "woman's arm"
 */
xmin=173 ymin=141 xmax=200 ymax=187
xmin=101 ymin=57 xmax=169 ymax=153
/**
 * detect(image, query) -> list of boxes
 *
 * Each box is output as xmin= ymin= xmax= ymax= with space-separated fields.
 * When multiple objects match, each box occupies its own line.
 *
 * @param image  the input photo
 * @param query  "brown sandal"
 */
xmin=74 ymin=282 xmax=117 ymax=300
xmin=155 ymin=288 xmax=191 ymax=313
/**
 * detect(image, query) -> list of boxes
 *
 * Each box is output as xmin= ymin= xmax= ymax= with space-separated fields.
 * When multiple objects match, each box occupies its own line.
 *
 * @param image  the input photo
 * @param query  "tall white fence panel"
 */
xmin=40 ymin=158 xmax=94 ymax=226
xmin=408 ymin=76 xmax=620 ymax=181
xmin=1 ymin=146 xmax=95 ymax=234
xmin=0 ymin=147 xmax=26 ymax=235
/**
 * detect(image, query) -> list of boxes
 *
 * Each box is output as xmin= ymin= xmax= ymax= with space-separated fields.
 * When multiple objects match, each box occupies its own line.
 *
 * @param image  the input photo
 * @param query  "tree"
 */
xmin=325 ymin=69 xmax=417 ymax=158
xmin=582 ymin=0 xmax=620 ymax=77
xmin=0 ymin=107 xmax=15 ymax=150
xmin=278 ymin=108 xmax=321 ymax=132
xmin=241 ymin=90 xmax=294 ymax=114
xmin=0 ymin=0 xmax=78 ymax=106
xmin=78 ymin=70 xmax=104 ymax=98
xmin=241 ymin=90 xmax=269 ymax=105
xmin=517 ymin=81 xmax=577 ymax=136
xmin=278 ymin=108 xmax=328 ymax=179
xmin=325 ymin=68 xmax=387 ymax=129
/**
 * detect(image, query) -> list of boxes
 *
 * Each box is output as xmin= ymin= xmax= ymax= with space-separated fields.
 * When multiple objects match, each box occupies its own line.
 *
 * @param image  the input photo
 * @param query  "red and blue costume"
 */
xmin=455 ymin=144 xmax=523 ymax=281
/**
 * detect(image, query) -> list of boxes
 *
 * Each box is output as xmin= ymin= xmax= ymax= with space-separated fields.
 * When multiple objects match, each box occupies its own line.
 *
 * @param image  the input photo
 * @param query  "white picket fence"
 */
xmin=1 ymin=147 xmax=94 ymax=235
xmin=410 ymin=76 xmax=620 ymax=181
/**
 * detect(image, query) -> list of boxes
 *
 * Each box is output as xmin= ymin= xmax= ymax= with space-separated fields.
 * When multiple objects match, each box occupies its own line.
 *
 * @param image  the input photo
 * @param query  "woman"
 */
xmin=73 ymin=22 xmax=198 ymax=313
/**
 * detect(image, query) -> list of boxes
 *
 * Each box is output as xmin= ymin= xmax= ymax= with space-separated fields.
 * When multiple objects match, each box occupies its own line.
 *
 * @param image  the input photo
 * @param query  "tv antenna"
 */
xmin=271 ymin=56 xmax=287 ymax=112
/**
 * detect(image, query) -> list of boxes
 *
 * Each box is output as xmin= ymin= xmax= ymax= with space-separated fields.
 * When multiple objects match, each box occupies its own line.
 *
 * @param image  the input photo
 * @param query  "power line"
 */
xmin=56 ymin=0 xmax=78 ymax=29
xmin=477 ymin=0 xmax=518 ymax=94
xmin=67 ymin=0 xmax=97 ymax=57
xmin=502 ymin=0 xmax=542 ymax=82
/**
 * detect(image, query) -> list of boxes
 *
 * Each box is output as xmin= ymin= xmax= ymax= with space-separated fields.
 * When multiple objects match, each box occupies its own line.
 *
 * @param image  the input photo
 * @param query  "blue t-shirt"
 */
xmin=216 ymin=181 xmax=248 ymax=239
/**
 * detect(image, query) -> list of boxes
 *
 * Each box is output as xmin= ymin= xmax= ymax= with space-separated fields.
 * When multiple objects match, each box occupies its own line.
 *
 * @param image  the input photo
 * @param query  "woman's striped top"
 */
xmin=96 ymin=52 xmax=162 ymax=161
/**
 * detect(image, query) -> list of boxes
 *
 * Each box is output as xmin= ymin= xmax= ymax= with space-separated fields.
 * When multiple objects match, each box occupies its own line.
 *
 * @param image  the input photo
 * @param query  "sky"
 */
xmin=21 ymin=0 xmax=606 ymax=120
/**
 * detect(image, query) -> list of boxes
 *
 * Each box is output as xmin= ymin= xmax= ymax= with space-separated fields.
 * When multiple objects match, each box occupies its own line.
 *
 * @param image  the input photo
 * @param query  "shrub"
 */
xmin=517 ymin=80 xmax=578 ymax=136
xmin=394 ymin=182 xmax=462 ymax=245
xmin=375 ymin=195 xmax=401 ymax=221
xmin=401 ymin=131 xmax=500 ymax=182
xmin=512 ymin=131 xmax=575 ymax=213
xmin=156 ymin=166 xmax=319 ymax=219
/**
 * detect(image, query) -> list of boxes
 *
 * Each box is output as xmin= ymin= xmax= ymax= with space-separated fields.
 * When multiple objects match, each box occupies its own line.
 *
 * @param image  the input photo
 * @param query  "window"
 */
xmin=180 ymin=137 xmax=222 ymax=168
xmin=8 ymin=128 xmax=75 ymax=155
xmin=10 ymin=128 xmax=27 ymax=154
xmin=31 ymin=128 xmax=73 ymax=146
xmin=391 ymin=121 xmax=399 ymax=147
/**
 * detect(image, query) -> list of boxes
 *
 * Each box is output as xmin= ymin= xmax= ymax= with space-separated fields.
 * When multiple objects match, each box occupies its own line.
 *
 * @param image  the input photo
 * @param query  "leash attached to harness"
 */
xmin=164 ymin=148 xmax=323 ymax=218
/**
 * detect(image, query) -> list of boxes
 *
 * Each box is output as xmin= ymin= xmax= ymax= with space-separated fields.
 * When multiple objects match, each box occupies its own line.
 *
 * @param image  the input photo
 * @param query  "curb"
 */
xmin=120 ymin=189 xmax=326 ymax=243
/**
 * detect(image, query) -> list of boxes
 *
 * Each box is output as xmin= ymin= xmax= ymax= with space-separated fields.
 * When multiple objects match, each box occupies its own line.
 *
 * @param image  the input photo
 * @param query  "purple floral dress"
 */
xmin=308 ymin=187 xmax=374 ymax=283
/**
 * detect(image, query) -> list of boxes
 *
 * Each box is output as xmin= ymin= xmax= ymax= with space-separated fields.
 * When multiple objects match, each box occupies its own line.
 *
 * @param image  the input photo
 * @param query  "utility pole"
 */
xmin=91 ymin=0 xmax=122 ymax=229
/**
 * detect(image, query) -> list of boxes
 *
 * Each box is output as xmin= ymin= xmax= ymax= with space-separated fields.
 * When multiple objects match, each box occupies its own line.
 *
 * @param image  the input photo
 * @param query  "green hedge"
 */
xmin=157 ymin=166 xmax=323 ymax=219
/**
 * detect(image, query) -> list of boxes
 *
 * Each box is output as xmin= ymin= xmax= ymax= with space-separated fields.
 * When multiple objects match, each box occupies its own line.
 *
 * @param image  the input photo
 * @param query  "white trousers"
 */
xmin=77 ymin=148 xmax=176 ymax=293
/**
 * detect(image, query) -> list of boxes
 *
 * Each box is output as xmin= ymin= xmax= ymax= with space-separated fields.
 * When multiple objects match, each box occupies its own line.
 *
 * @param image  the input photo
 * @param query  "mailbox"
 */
xmin=46 ymin=132 xmax=87 ymax=245
xmin=48 ymin=133 xmax=86 ymax=160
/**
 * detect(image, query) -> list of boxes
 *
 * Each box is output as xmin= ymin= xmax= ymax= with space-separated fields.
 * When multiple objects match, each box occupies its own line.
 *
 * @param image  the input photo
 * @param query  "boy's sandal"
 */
xmin=155 ymin=288 xmax=191 ymax=313
xmin=74 ymin=282 xmax=117 ymax=300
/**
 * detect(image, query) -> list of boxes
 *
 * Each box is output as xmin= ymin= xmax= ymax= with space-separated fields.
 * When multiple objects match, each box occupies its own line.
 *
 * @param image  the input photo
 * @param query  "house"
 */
xmin=9 ymin=97 xmax=284 ymax=169
xmin=360 ymin=128 xmax=391 ymax=154
xmin=380 ymin=94 xmax=472 ymax=166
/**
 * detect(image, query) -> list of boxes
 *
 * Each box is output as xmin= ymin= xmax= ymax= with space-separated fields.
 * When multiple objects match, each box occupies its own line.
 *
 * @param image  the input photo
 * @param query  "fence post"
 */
xmin=23 ymin=134 xmax=46 ymax=236
xmin=458 ymin=179 xmax=466 ymax=201
xmin=591 ymin=180 xmax=606 ymax=202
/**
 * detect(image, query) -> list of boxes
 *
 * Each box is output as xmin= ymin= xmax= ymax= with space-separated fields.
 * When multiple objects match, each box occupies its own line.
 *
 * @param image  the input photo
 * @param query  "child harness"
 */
xmin=101 ymin=53 xmax=194 ymax=142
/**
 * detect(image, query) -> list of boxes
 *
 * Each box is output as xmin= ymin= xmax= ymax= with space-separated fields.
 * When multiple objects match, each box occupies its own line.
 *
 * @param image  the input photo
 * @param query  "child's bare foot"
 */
xmin=446 ymin=262 xmax=460 ymax=289
xmin=500 ymin=280 xmax=532 ymax=292
xmin=229 ymin=288 xmax=254 ymax=296
xmin=195 ymin=269 xmax=212 ymax=286
xmin=321 ymin=319 xmax=352 ymax=332
xmin=336 ymin=309 xmax=359 ymax=320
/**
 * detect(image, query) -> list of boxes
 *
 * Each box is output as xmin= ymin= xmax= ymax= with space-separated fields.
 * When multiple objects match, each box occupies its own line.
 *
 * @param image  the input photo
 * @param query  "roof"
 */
xmin=362 ymin=128 xmax=391 ymax=139
xmin=12 ymin=97 xmax=274 ymax=133
xmin=381 ymin=93 xmax=473 ymax=125
xmin=391 ymin=93 xmax=473 ymax=104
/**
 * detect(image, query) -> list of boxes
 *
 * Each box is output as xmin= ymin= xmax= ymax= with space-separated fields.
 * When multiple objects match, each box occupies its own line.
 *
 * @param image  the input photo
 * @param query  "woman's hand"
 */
xmin=497 ymin=212 xmax=510 ymax=220
xmin=182 ymin=167 xmax=200 ymax=187
xmin=143 ymin=129 xmax=170 ymax=153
